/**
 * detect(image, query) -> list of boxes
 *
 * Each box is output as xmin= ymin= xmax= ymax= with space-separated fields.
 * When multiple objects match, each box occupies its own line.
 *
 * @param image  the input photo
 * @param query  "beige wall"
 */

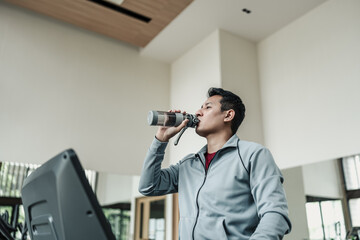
xmin=282 ymin=166 xmax=309 ymax=240
xmin=219 ymin=30 xmax=264 ymax=145
xmin=0 ymin=1 xmax=170 ymax=175
xmin=302 ymin=159 xmax=343 ymax=199
xmin=258 ymin=0 xmax=360 ymax=169
xmin=169 ymin=29 xmax=264 ymax=164
xmin=96 ymin=173 xmax=133 ymax=205
xmin=169 ymin=29 xmax=222 ymax=165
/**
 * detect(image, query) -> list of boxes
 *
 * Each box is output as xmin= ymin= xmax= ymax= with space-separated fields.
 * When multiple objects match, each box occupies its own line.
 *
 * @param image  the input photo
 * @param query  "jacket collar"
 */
xmin=197 ymin=134 xmax=239 ymax=155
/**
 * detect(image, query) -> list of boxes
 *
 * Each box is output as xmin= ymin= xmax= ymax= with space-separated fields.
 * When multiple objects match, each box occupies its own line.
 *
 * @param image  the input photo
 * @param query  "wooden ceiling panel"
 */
xmin=121 ymin=0 xmax=166 ymax=17
xmin=4 ymin=0 xmax=193 ymax=47
xmin=136 ymin=1 xmax=189 ymax=41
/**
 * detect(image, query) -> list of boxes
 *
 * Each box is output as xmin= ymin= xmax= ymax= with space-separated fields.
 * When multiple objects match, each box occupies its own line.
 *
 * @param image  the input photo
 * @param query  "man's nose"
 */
xmin=195 ymin=109 xmax=202 ymax=117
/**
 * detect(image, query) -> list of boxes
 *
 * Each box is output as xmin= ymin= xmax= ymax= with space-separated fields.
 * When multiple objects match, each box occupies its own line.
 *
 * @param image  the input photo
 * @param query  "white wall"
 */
xmin=96 ymin=173 xmax=134 ymax=205
xmin=0 ymin=1 xmax=170 ymax=175
xmin=169 ymin=29 xmax=222 ymax=164
xmin=219 ymin=30 xmax=264 ymax=144
xmin=282 ymin=166 xmax=309 ymax=240
xmin=302 ymin=159 xmax=343 ymax=199
xmin=258 ymin=0 xmax=360 ymax=169
xmin=169 ymin=29 xmax=264 ymax=163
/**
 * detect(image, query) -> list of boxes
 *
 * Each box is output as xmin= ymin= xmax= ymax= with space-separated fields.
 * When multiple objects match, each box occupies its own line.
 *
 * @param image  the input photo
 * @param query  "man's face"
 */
xmin=195 ymin=95 xmax=227 ymax=137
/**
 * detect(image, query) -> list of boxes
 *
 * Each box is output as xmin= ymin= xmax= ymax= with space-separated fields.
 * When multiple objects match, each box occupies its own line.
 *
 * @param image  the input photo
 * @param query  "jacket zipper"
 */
xmin=191 ymin=152 xmax=218 ymax=240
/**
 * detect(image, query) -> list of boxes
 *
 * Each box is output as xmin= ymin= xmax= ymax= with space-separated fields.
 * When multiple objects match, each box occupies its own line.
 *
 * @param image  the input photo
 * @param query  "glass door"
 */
xmin=135 ymin=196 xmax=166 ymax=240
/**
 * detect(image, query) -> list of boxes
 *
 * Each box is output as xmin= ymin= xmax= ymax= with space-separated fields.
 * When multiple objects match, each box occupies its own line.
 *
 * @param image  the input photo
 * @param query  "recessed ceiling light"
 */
xmin=105 ymin=0 xmax=124 ymax=5
xmin=88 ymin=0 xmax=151 ymax=23
xmin=242 ymin=8 xmax=251 ymax=14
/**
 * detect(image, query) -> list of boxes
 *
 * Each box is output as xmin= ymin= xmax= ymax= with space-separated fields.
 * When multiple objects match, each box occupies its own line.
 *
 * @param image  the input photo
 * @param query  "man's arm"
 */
xmin=139 ymin=111 xmax=189 ymax=196
xmin=249 ymin=148 xmax=292 ymax=239
xmin=138 ymin=137 xmax=180 ymax=196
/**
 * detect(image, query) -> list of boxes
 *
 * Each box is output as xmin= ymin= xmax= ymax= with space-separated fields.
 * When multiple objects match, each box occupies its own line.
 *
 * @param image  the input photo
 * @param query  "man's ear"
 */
xmin=224 ymin=109 xmax=235 ymax=122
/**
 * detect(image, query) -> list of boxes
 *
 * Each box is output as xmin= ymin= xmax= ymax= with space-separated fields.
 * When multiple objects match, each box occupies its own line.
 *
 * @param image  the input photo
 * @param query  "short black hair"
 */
xmin=208 ymin=87 xmax=245 ymax=134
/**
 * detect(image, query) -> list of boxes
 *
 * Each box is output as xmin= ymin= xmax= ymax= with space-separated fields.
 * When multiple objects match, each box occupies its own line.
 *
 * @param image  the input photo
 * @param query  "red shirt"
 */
xmin=205 ymin=152 xmax=217 ymax=170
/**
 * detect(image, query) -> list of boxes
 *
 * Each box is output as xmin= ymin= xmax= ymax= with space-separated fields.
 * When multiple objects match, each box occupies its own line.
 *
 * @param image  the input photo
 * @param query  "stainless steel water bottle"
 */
xmin=147 ymin=111 xmax=199 ymax=128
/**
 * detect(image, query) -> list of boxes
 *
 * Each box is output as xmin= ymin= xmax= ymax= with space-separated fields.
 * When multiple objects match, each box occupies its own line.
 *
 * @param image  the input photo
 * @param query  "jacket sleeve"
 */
xmin=249 ymin=148 xmax=292 ymax=239
xmin=138 ymin=137 xmax=179 ymax=196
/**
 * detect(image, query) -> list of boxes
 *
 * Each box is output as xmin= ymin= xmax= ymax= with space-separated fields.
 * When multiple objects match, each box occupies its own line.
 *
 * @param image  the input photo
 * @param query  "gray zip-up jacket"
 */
xmin=139 ymin=135 xmax=291 ymax=239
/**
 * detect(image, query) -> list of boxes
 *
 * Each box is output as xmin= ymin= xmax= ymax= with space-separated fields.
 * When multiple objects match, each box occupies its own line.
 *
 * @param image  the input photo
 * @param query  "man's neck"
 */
xmin=206 ymin=131 xmax=233 ymax=153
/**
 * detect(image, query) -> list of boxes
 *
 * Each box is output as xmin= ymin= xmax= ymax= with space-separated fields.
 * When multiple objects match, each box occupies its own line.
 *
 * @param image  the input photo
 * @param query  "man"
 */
xmin=139 ymin=88 xmax=291 ymax=239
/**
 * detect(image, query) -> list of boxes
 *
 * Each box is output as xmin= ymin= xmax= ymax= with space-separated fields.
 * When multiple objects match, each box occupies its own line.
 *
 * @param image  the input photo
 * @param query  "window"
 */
xmin=135 ymin=196 xmax=166 ymax=240
xmin=0 ymin=199 xmax=27 ymax=239
xmin=305 ymin=196 xmax=346 ymax=240
xmin=0 ymin=161 xmax=39 ymax=239
xmin=102 ymin=205 xmax=131 ymax=240
xmin=0 ymin=161 xmax=97 ymax=198
xmin=348 ymin=198 xmax=360 ymax=226
xmin=0 ymin=160 xmax=98 ymax=239
xmin=0 ymin=162 xmax=39 ymax=198
xmin=342 ymin=155 xmax=360 ymax=190
xmin=342 ymin=155 xmax=360 ymax=227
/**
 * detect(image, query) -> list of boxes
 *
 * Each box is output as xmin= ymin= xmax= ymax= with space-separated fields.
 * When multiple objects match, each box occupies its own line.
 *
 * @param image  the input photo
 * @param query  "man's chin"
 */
xmin=195 ymin=127 xmax=206 ymax=137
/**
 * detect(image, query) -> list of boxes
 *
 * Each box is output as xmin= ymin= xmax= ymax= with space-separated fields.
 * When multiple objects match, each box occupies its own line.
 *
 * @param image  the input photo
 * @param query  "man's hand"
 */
xmin=155 ymin=110 xmax=189 ymax=142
